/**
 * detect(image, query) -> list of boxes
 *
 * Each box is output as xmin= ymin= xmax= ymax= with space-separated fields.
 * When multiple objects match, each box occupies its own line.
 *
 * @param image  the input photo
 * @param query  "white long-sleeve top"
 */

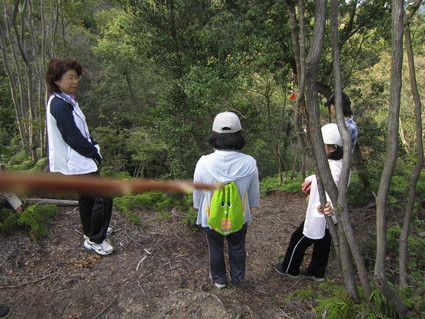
xmin=193 ymin=150 xmax=260 ymax=228
xmin=302 ymin=159 xmax=343 ymax=239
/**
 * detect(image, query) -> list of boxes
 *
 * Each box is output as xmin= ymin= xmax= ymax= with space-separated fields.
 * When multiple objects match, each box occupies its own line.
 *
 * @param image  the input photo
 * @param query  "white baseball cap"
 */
xmin=212 ymin=111 xmax=242 ymax=134
xmin=321 ymin=123 xmax=343 ymax=146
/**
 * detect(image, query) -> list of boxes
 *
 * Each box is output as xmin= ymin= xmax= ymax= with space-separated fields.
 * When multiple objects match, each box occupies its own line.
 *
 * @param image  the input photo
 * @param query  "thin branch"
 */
xmin=0 ymin=172 xmax=221 ymax=196
xmin=90 ymin=299 xmax=116 ymax=319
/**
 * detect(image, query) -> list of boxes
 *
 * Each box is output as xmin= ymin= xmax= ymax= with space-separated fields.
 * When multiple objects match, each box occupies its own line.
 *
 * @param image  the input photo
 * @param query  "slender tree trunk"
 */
xmin=286 ymin=0 xmax=307 ymax=180
xmin=302 ymin=0 xmax=347 ymax=283
xmin=399 ymin=4 xmax=424 ymax=289
xmin=374 ymin=1 xmax=410 ymax=317
xmin=329 ymin=0 xmax=371 ymax=299
xmin=0 ymin=0 xmax=63 ymax=160
xmin=0 ymin=0 xmax=28 ymax=152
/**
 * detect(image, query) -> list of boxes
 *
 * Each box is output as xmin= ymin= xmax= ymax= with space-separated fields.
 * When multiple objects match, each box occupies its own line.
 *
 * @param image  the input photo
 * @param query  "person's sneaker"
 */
xmin=214 ymin=282 xmax=226 ymax=289
xmin=209 ymin=272 xmax=226 ymax=289
xmin=84 ymin=238 xmax=113 ymax=255
xmin=0 ymin=305 xmax=11 ymax=319
xmin=274 ymin=264 xmax=300 ymax=279
xmin=83 ymin=227 xmax=113 ymax=241
xmin=300 ymin=269 xmax=325 ymax=282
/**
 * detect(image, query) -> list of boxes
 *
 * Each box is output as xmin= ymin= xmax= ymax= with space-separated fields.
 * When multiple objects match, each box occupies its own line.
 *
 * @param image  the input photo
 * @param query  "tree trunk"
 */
xmin=0 ymin=0 xmax=63 ymax=161
xmin=399 ymin=4 xmax=424 ymax=289
xmin=374 ymin=0 xmax=410 ymax=317
xmin=329 ymin=0 xmax=371 ymax=299
xmin=0 ymin=0 xmax=30 ymax=154
xmin=286 ymin=0 xmax=308 ymax=180
xmin=302 ymin=2 xmax=358 ymax=298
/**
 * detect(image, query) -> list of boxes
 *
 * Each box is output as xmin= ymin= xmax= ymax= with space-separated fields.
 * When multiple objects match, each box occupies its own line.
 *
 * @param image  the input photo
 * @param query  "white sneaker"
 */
xmin=214 ymin=282 xmax=226 ymax=289
xmin=84 ymin=238 xmax=113 ymax=255
xmin=209 ymin=272 xmax=226 ymax=289
xmin=83 ymin=227 xmax=113 ymax=240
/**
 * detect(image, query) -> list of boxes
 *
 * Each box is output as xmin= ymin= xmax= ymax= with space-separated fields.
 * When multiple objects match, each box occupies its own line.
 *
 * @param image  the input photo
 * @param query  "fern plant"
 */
xmin=365 ymin=288 xmax=398 ymax=319
xmin=0 ymin=208 xmax=19 ymax=233
xmin=113 ymin=192 xmax=185 ymax=225
xmin=17 ymin=204 xmax=57 ymax=241
xmin=314 ymin=284 xmax=359 ymax=319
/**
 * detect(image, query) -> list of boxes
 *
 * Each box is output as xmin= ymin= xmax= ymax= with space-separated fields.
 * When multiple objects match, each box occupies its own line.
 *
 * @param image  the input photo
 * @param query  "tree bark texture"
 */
xmin=329 ymin=0 xmax=371 ymax=299
xmin=302 ymin=0 xmax=355 ymax=294
xmin=374 ymin=0 xmax=410 ymax=317
xmin=0 ymin=0 xmax=59 ymax=160
xmin=399 ymin=4 xmax=424 ymax=289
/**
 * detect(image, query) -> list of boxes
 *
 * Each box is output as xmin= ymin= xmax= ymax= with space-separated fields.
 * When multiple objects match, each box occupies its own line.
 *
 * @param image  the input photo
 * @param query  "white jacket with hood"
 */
xmin=193 ymin=149 xmax=260 ymax=228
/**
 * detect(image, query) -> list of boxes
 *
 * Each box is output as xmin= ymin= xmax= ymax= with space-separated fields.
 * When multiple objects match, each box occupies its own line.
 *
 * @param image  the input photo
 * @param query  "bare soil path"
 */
xmin=1 ymin=192 xmax=345 ymax=318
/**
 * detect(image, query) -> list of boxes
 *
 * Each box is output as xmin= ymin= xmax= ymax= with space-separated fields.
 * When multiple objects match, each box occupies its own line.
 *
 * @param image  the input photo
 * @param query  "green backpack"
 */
xmin=208 ymin=181 xmax=244 ymax=236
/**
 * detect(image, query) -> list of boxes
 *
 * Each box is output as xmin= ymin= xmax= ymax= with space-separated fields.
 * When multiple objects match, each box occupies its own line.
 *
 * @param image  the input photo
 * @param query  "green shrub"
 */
xmin=0 ymin=208 xmax=19 ymax=233
xmin=114 ymin=192 xmax=182 ymax=225
xmin=0 ymin=204 xmax=58 ymax=241
xmin=260 ymin=172 xmax=307 ymax=193
xmin=17 ymin=204 xmax=58 ymax=241
xmin=292 ymin=285 xmax=315 ymax=300
xmin=31 ymin=157 xmax=49 ymax=172
xmin=99 ymin=167 xmax=131 ymax=179
xmin=182 ymin=207 xmax=200 ymax=233
xmin=347 ymin=173 xmax=369 ymax=207
xmin=314 ymin=290 xmax=359 ymax=319
xmin=8 ymin=152 xmax=31 ymax=166
xmin=113 ymin=196 xmax=142 ymax=225
xmin=365 ymin=288 xmax=398 ymax=319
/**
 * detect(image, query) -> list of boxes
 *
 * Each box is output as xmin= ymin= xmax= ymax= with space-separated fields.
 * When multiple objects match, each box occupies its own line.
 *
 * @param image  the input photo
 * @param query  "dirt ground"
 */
xmin=1 ymin=192 xmax=366 ymax=319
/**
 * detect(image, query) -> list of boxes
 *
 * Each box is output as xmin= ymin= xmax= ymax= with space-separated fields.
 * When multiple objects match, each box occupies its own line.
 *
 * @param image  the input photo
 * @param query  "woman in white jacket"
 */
xmin=45 ymin=58 xmax=113 ymax=256
xmin=193 ymin=112 xmax=260 ymax=289
xmin=275 ymin=123 xmax=341 ymax=282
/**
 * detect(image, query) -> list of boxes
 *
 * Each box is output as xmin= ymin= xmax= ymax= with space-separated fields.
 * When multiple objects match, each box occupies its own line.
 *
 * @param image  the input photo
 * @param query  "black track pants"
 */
xmin=205 ymin=223 xmax=248 ymax=285
xmin=78 ymin=173 xmax=113 ymax=244
xmin=279 ymin=221 xmax=332 ymax=278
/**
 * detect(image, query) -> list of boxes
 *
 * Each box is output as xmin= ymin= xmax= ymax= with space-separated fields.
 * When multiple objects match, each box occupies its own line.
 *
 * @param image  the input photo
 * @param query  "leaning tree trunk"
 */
xmin=374 ymin=0 xmax=410 ymax=317
xmin=329 ymin=0 xmax=371 ymax=299
xmin=399 ymin=2 xmax=424 ymax=289
xmin=303 ymin=1 xmax=359 ymax=299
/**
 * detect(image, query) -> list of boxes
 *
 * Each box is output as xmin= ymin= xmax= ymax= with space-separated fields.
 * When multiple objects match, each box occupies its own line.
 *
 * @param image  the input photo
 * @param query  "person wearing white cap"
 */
xmin=193 ymin=111 xmax=260 ymax=289
xmin=275 ymin=123 xmax=342 ymax=282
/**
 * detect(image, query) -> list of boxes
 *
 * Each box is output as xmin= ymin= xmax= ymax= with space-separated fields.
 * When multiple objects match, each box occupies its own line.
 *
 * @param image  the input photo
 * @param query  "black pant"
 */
xmin=204 ymin=223 xmax=248 ymax=285
xmin=279 ymin=221 xmax=332 ymax=278
xmin=78 ymin=173 xmax=113 ymax=244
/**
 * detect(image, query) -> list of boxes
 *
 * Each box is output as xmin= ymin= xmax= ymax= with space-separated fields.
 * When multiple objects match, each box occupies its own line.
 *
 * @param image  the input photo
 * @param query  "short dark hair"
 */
xmin=208 ymin=131 xmax=246 ymax=150
xmin=326 ymin=92 xmax=352 ymax=117
xmin=327 ymin=145 xmax=343 ymax=160
xmin=45 ymin=58 xmax=83 ymax=94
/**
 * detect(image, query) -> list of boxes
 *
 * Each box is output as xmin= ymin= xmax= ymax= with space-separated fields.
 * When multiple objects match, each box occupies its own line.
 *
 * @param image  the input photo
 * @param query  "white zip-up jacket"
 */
xmin=193 ymin=150 xmax=260 ymax=228
xmin=46 ymin=93 xmax=101 ymax=175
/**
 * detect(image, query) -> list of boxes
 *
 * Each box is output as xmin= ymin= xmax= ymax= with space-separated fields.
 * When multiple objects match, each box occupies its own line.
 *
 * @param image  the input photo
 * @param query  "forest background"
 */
xmin=0 ymin=0 xmax=424 ymax=318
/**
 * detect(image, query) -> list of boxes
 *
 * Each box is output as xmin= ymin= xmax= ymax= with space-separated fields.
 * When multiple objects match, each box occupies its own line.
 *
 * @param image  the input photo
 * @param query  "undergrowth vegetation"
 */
xmin=289 ymin=281 xmax=424 ymax=319
xmin=0 ymin=204 xmax=57 ymax=241
xmin=113 ymin=192 xmax=193 ymax=227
